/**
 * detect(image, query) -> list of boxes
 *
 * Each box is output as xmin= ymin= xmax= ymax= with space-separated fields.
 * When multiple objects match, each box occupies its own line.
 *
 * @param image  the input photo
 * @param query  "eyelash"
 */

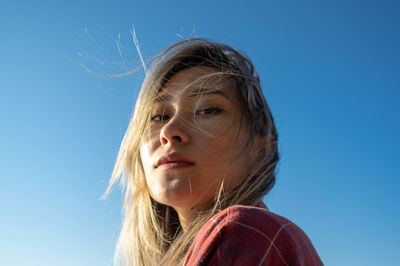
xmin=197 ymin=107 xmax=223 ymax=116
xmin=150 ymin=107 xmax=223 ymax=122
xmin=151 ymin=114 xmax=170 ymax=122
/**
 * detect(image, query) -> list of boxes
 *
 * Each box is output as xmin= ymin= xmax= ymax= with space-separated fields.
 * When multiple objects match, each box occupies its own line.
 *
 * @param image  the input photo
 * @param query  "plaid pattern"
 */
xmin=184 ymin=203 xmax=323 ymax=265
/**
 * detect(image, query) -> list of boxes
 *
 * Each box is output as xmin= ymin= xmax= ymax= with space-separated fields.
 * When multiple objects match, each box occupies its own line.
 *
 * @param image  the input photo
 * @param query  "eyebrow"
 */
xmin=154 ymin=94 xmax=172 ymax=103
xmin=154 ymin=88 xmax=230 ymax=103
xmin=189 ymin=88 xmax=230 ymax=99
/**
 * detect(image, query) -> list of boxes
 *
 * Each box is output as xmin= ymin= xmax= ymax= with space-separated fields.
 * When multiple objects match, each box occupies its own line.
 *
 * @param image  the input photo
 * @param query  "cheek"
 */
xmin=140 ymin=143 xmax=161 ymax=199
xmin=140 ymin=141 xmax=155 ymax=173
xmin=194 ymin=117 xmax=235 ymax=139
xmin=203 ymin=130 xmax=251 ymax=185
xmin=196 ymin=136 xmax=237 ymax=178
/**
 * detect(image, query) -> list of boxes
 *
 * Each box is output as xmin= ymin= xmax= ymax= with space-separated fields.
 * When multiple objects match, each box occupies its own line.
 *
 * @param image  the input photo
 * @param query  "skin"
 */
xmin=140 ymin=67 xmax=256 ymax=230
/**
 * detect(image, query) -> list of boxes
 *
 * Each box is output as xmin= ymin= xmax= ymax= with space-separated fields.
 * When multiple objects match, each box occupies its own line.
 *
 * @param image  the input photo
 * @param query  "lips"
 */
xmin=155 ymin=153 xmax=195 ymax=169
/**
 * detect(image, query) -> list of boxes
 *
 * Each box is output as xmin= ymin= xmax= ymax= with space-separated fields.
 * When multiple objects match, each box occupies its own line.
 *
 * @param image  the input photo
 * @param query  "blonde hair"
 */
xmin=104 ymin=38 xmax=279 ymax=265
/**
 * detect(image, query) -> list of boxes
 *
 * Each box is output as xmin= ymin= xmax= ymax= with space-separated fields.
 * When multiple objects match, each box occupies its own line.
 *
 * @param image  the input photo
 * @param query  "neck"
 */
xmin=175 ymin=207 xmax=197 ymax=231
xmin=173 ymin=201 xmax=213 ymax=231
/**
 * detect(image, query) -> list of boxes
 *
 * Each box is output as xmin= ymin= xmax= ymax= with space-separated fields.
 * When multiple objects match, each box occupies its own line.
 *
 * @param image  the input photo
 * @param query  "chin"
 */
xmin=155 ymin=193 xmax=209 ymax=211
xmin=151 ymin=187 xmax=192 ymax=206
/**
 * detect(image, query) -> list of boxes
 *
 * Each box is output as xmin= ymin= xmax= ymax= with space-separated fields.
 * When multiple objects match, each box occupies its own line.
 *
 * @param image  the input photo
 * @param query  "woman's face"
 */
xmin=140 ymin=66 xmax=254 ymax=212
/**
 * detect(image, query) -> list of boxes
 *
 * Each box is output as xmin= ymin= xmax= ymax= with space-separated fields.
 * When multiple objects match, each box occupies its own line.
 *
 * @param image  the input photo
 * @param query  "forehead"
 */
xmin=157 ymin=66 xmax=237 ymax=101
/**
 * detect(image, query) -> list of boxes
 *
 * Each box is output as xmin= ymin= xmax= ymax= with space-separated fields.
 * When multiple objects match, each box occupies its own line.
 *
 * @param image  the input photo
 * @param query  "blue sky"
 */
xmin=1 ymin=0 xmax=399 ymax=265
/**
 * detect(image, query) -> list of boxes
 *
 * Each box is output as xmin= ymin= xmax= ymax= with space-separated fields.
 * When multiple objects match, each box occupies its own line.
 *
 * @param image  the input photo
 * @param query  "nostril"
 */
xmin=172 ymin=135 xmax=182 ymax=142
xmin=160 ymin=136 xmax=168 ymax=145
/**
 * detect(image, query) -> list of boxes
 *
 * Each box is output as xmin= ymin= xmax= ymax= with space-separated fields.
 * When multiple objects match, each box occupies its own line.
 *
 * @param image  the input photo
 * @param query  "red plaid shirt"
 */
xmin=184 ymin=203 xmax=323 ymax=265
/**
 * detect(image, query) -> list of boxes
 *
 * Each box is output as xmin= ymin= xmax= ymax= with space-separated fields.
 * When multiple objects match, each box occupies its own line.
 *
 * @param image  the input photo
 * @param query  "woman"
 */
xmin=105 ymin=38 xmax=323 ymax=265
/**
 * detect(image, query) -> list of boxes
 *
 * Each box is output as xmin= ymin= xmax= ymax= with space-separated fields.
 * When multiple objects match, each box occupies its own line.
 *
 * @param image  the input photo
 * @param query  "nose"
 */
xmin=160 ymin=115 xmax=189 ymax=146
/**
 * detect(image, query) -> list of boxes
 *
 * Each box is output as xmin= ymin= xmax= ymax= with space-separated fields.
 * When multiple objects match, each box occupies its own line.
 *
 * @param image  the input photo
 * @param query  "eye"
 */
xmin=151 ymin=114 xmax=170 ymax=122
xmin=198 ymin=107 xmax=223 ymax=116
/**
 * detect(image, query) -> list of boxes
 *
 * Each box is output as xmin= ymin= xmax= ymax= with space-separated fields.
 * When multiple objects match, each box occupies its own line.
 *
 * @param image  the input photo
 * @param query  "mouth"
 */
xmin=156 ymin=161 xmax=195 ymax=170
xmin=155 ymin=153 xmax=195 ymax=170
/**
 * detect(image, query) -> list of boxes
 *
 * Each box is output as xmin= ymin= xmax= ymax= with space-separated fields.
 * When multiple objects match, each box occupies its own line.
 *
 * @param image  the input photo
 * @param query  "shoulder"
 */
xmin=184 ymin=204 xmax=323 ymax=266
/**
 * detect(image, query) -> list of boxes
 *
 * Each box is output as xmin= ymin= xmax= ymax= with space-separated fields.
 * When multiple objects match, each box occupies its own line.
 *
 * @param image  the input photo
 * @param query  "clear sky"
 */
xmin=1 ymin=0 xmax=399 ymax=265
